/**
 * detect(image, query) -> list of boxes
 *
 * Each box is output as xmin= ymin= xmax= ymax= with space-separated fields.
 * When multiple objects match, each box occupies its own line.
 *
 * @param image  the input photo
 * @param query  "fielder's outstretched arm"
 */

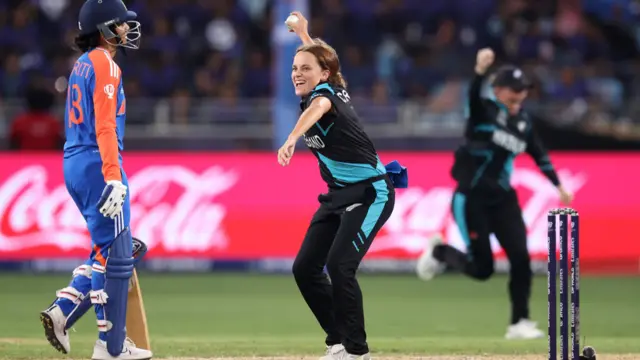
xmin=525 ymin=124 xmax=573 ymax=204
xmin=525 ymin=127 xmax=560 ymax=187
xmin=466 ymin=48 xmax=495 ymax=125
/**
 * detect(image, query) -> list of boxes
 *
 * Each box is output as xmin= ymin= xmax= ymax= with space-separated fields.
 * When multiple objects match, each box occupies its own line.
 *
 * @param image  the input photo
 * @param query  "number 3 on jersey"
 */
xmin=67 ymin=84 xmax=83 ymax=126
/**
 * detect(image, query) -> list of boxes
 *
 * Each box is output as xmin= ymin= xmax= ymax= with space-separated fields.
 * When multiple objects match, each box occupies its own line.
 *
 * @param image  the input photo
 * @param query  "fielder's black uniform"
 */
xmin=293 ymin=82 xmax=395 ymax=355
xmin=434 ymin=67 xmax=561 ymax=324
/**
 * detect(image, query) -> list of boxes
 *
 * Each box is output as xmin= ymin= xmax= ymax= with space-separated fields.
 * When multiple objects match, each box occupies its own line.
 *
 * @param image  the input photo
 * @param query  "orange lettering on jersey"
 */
xmin=80 ymin=63 xmax=91 ymax=78
xmin=71 ymin=62 xmax=81 ymax=78
xmin=72 ymin=62 xmax=90 ymax=79
xmin=67 ymin=84 xmax=84 ymax=126
xmin=88 ymin=49 xmax=122 ymax=182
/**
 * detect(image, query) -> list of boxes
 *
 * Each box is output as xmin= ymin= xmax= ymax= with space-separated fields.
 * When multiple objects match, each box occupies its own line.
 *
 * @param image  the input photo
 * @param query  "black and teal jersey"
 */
xmin=300 ymin=82 xmax=386 ymax=188
xmin=451 ymin=74 xmax=560 ymax=193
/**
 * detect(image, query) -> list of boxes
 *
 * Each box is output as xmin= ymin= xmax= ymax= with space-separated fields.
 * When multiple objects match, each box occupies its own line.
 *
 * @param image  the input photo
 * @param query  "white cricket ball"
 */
xmin=285 ymin=15 xmax=299 ymax=30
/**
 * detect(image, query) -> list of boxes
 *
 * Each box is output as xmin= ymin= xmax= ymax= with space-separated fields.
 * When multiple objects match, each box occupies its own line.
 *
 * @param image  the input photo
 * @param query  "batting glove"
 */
xmin=97 ymin=180 xmax=127 ymax=219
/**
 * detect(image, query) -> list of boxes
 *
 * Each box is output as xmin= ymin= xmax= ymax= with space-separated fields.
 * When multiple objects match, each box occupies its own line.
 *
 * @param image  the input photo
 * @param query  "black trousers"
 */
xmin=434 ymin=188 xmax=532 ymax=324
xmin=292 ymin=176 xmax=395 ymax=355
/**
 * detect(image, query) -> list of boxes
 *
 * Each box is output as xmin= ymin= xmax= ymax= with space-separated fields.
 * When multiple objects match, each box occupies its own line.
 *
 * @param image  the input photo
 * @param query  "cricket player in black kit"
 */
xmin=278 ymin=11 xmax=403 ymax=360
xmin=415 ymin=48 xmax=574 ymax=339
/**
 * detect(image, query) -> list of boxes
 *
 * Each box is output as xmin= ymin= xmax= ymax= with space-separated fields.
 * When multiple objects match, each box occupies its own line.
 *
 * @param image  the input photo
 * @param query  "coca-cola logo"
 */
xmin=0 ymin=165 xmax=238 ymax=253
xmin=0 ymin=166 xmax=86 ymax=251
xmin=370 ymin=167 xmax=587 ymax=256
xmin=129 ymin=165 xmax=237 ymax=252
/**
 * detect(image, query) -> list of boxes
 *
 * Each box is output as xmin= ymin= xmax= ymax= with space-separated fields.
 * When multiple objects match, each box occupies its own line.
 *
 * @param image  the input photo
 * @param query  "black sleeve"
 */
xmin=467 ymin=73 xmax=488 ymax=124
xmin=305 ymin=88 xmax=337 ymax=115
xmin=306 ymin=88 xmax=332 ymax=105
xmin=525 ymin=127 xmax=560 ymax=186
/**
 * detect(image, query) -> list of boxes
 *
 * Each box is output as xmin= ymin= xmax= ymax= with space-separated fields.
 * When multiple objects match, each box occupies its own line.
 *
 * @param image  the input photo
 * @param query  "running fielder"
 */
xmin=416 ymin=48 xmax=573 ymax=340
xmin=39 ymin=1 xmax=151 ymax=359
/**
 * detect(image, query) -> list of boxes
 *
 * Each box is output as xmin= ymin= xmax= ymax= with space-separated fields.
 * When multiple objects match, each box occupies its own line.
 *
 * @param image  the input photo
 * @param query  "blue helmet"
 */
xmin=78 ymin=0 xmax=141 ymax=50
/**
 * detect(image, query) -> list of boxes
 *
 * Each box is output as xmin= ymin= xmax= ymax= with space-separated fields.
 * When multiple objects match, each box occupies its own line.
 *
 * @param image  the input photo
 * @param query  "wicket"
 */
xmin=547 ymin=208 xmax=582 ymax=360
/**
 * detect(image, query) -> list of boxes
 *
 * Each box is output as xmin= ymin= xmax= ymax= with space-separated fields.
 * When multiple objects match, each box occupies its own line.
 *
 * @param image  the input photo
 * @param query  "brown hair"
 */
xmin=296 ymin=38 xmax=347 ymax=88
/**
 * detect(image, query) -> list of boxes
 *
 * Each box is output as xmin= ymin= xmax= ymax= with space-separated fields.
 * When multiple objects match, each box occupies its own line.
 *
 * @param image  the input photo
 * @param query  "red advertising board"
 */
xmin=0 ymin=152 xmax=638 ymax=273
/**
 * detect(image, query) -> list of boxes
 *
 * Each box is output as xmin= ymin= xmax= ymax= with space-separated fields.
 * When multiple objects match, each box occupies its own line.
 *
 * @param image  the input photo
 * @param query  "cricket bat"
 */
xmin=126 ymin=269 xmax=151 ymax=350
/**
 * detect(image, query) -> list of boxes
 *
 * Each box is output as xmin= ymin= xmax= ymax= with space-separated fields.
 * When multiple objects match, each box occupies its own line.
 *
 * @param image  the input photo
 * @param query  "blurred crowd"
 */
xmin=0 ymin=0 xmax=273 ymax=100
xmin=3 ymin=0 xmax=640 ymax=146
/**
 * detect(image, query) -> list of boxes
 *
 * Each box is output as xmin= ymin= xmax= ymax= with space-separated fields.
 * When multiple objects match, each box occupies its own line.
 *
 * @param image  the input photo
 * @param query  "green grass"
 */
xmin=0 ymin=273 xmax=638 ymax=358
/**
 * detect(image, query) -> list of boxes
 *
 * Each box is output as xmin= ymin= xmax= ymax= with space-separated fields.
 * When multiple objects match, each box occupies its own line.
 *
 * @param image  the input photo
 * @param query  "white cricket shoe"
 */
xmin=92 ymin=338 xmax=153 ymax=360
xmin=505 ymin=319 xmax=545 ymax=340
xmin=415 ymin=233 xmax=446 ymax=281
xmin=40 ymin=304 xmax=71 ymax=354
xmin=320 ymin=344 xmax=370 ymax=360
xmin=322 ymin=344 xmax=345 ymax=359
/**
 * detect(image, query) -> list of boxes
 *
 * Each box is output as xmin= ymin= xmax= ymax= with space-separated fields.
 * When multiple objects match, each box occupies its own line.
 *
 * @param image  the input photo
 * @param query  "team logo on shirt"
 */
xmin=345 ymin=203 xmax=362 ymax=212
xmin=304 ymin=134 xmax=325 ymax=149
xmin=104 ymin=84 xmax=115 ymax=99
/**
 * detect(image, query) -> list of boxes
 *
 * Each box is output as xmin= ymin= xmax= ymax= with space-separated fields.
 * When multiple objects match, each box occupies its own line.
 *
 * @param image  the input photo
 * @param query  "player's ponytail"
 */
xmin=73 ymin=32 xmax=102 ymax=53
xmin=331 ymin=71 xmax=347 ymax=89
xmin=296 ymin=38 xmax=348 ymax=89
